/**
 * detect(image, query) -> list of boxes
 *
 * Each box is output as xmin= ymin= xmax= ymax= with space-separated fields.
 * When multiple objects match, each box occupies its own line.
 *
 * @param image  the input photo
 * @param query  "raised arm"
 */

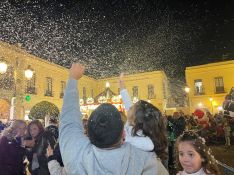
xmin=119 ymin=73 xmax=132 ymax=111
xmin=59 ymin=63 xmax=89 ymax=174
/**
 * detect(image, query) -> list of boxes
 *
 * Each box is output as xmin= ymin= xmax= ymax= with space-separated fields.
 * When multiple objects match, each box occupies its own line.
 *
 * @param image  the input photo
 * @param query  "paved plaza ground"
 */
xmin=210 ymin=145 xmax=234 ymax=175
xmin=211 ymin=145 xmax=234 ymax=166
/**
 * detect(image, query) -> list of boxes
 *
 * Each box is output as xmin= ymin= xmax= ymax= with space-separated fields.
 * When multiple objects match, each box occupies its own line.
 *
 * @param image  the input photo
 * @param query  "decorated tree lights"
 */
xmin=80 ymin=82 xmax=124 ymax=117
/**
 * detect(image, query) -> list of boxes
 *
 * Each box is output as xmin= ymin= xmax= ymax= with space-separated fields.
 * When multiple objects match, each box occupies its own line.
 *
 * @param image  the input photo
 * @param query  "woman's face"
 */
xmin=15 ymin=123 xmax=26 ymax=137
xmin=29 ymin=124 xmax=40 ymax=138
xmin=178 ymin=141 xmax=203 ymax=174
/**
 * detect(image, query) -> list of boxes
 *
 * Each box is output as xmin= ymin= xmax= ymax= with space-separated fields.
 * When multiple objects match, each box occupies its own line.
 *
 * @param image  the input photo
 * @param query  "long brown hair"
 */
xmin=132 ymin=100 xmax=168 ymax=162
xmin=27 ymin=120 xmax=44 ymax=139
xmin=174 ymin=131 xmax=220 ymax=175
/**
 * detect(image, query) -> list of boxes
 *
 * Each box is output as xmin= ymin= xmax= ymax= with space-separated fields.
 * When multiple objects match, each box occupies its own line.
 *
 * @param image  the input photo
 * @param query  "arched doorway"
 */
xmin=0 ymin=99 xmax=10 ymax=120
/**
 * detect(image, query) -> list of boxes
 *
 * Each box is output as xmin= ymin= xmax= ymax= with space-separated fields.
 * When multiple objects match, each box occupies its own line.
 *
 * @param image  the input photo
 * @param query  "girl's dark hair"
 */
xmin=132 ymin=100 xmax=168 ymax=162
xmin=27 ymin=120 xmax=45 ymax=139
xmin=174 ymin=131 xmax=220 ymax=175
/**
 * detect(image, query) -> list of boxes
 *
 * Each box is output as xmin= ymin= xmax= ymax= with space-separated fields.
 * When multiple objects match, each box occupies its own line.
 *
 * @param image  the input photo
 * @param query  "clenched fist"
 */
xmin=70 ymin=63 xmax=85 ymax=80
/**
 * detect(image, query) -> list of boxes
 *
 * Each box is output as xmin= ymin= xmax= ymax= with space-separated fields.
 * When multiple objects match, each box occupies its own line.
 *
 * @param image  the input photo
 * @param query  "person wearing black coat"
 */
xmin=0 ymin=120 xmax=27 ymax=175
xmin=45 ymin=115 xmax=59 ymax=142
xmin=25 ymin=120 xmax=56 ymax=175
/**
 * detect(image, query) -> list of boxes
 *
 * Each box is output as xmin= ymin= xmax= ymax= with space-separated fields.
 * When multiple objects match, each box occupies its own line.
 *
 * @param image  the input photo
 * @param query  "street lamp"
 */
xmin=106 ymin=81 xmax=110 ymax=88
xmin=0 ymin=60 xmax=34 ymax=120
xmin=0 ymin=61 xmax=8 ymax=74
xmin=184 ymin=87 xmax=191 ymax=113
xmin=209 ymin=97 xmax=213 ymax=114
xmin=133 ymin=96 xmax=139 ymax=103
xmin=185 ymin=87 xmax=190 ymax=93
xmin=24 ymin=65 xmax=34 ymax=79
xmin=198 ymin=102 xmax=203 ymax=107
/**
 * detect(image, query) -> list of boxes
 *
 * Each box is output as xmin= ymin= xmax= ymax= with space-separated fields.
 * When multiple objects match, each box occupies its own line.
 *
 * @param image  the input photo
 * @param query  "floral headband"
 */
xmin=180 ymin=131 xmax=218 ymax=164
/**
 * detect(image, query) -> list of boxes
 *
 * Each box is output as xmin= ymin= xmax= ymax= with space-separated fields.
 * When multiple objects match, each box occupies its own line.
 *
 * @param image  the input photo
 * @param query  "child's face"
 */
xmin=178 ymin=141 xmax=203 ymax=174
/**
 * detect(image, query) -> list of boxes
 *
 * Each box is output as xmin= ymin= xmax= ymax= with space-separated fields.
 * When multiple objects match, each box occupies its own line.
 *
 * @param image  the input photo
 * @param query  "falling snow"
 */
xmin=0 ymin=0 xmax=233 ymax=81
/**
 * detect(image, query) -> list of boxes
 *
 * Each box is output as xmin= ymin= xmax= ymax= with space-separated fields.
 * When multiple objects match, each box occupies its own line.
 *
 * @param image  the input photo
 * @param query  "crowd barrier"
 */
xmin=217 ymin=160 xmax=234 ymax=175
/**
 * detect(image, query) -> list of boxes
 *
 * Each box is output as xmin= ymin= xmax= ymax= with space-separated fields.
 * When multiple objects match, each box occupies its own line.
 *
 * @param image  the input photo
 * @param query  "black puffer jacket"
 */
xmin=26 ymin=131 xmax=56 ymax=175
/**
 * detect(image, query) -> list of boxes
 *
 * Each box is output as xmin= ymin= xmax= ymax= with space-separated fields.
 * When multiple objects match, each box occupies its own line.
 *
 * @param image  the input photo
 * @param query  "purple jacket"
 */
xmin=0 ymin=136 xmax=26 ymax=175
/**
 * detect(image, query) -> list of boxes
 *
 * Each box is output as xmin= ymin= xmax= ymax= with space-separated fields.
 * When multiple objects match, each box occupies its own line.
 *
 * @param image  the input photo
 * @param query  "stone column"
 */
xmin=13 ymin=57 xmax=25 ymax=120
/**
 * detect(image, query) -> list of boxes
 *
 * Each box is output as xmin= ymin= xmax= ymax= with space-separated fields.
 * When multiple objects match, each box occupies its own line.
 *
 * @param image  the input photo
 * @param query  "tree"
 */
xmin=29 ymin=101 xmax=59 ymax=120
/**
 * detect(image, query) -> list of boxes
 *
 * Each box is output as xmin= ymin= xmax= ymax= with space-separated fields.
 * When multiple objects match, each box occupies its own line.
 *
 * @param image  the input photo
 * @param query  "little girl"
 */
xmin=119 ymin=73 xmax=168 ymax=164
xmin=175 ymin=131 xmax=220 ymax=175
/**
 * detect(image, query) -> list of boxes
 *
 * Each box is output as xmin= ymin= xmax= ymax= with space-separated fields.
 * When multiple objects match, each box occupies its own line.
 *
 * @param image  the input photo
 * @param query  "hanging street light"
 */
xmin=0 ymin=61 xmax=8 ymax=74
xmin=105 ymin=81 xmax=110 ymax=88
xmin=184 ymin=87 xmax=190 ymax=93
xmin=24 ymin=65 xmax=34 ymax=79
xmin=198 ymin=102 xmax=203 ymax=107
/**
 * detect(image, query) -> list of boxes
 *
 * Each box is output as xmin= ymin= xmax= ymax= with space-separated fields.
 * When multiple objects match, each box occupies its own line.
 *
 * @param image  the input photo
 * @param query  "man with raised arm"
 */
xmin=59 ymin=63 xmax=162 ymax=175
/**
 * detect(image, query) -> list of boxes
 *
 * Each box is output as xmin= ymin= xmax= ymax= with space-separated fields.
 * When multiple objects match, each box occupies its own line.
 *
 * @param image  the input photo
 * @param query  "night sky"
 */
xmin=1 ymin=0 xmax=234 ymax=83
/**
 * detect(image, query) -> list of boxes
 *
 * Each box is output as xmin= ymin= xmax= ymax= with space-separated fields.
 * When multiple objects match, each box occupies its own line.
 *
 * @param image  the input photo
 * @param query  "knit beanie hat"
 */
xmin=88 ymin=103 xmax=123 ymax=148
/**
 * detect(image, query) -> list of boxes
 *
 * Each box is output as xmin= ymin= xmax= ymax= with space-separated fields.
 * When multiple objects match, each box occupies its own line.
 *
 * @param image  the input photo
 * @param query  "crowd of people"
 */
xmin=0 ymin=116 xmax=61 ymax=175
xmin=166 ymin=110 xmax=234 ymax=147
xmin=1 ymin=63 xmax=232 ymax=175
xmin=166 ymin=110 xmax=234 ymax=174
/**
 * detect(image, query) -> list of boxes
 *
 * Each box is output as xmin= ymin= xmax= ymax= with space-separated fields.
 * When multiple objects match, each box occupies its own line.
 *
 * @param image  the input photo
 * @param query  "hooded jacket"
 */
xmin=59 ymin=78 xmax=167 ymax=175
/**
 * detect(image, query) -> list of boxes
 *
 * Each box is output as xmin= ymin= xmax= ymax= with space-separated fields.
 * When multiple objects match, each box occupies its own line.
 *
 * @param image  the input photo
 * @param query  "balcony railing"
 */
xmin=44 ymin=90 xmax=53 ymax=97
xmin=215 ymin=86 xmax=225 ymax=94
xmin=148 ymin=94 xmax=156 ymax=99
xmin=194 ymin=92 xmax=205 ymax=95
xmin=60 ymin=92 xmax=64 ymax=98
xmin=194 ymin=90 xmax=205 ymax=95
xmin=25 ymin=87 xmax=37 ymax=94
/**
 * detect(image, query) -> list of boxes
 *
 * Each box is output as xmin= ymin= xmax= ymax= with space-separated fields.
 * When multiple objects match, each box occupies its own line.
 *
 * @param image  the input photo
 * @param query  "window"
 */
xmin=45 ymin=77 xmax=53 ymax=97
xmin=148 ymin=84 xmax=155 ymax=99
xmin=215 ymin=77 xmax=224 ymax=93
xmin=25 ymin=74 xmax=36 ymax=94
xmin=60 ymin=81 xmax=66 ymax=98
xmin=83 ymin=87 xmax=87 ymax=101
xmin=194 ymin=79 xmax=204 ymax=95
xmin=132 ymin=86 xmax=138 ymax=97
